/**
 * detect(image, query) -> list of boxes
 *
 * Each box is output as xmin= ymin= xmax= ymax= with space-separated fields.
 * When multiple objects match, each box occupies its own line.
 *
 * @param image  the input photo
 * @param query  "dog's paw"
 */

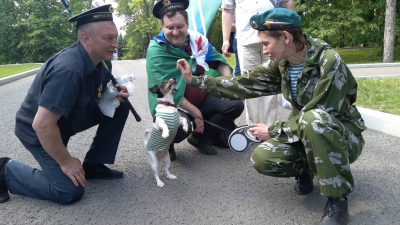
xmin=167 ymin=174 xmax=177 ymax=180
xmin=162 ymin=131 xmax=169 ymax=139
xmin=182 ymin=123 xmax=189 ymax=133
xmin=157 ymin=181 xmax=165 ymax=187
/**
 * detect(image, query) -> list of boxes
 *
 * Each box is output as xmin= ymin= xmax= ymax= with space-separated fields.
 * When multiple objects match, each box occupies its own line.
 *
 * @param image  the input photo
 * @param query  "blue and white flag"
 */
xmin=187 ymin=0 xmax=222 ymax=35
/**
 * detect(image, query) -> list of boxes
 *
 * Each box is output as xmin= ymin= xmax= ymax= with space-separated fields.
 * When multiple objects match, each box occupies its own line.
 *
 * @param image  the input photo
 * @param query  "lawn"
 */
xmin=335 ymin=48 xmax=384 ymax=64
xmin=356 ymin=77 xmax=400 ymax=115
xmin=0 ymin=64 xmax=41 ymax=78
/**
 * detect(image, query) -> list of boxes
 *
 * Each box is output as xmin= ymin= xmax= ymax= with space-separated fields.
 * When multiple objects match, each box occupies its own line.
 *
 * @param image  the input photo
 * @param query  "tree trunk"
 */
xmin=383 ymin=0 xmax=397 ymax=63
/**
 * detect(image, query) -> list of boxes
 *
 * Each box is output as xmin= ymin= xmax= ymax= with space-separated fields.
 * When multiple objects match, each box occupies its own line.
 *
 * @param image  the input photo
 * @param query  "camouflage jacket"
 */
xmin=190 ymin=35 xmax=366 ymax=143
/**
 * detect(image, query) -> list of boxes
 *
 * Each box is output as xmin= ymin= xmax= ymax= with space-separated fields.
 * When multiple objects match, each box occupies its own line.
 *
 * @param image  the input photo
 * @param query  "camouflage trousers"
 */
xmin=251 ymin=109 xmax=364 ymax=199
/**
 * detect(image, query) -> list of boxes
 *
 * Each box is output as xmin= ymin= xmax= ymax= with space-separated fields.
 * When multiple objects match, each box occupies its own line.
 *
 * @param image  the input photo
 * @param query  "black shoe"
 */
xmin=294 ymin=165 xmax=314 ymax=195
xmin=319 ymin=198 xmax=349 ymax=225
xmin=187 ymin=134 xmax=218 ymax=155
xmin=169 ymin=144 xmax=177 ymax=161
xmin=0 ymin=157 xmax=11 ymax=203
xmin=83 ymin=163 xmax=123 ymax=180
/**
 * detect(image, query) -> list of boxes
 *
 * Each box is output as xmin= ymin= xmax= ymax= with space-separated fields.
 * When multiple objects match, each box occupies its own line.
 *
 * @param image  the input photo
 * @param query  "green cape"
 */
xmin=146 ymin=39 xmax=231 ymax=117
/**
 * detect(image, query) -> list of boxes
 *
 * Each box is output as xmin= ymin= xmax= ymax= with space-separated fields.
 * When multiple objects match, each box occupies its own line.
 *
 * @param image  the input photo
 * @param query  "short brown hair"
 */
xmin=261 ymin=28 xmax=307 ymax=52
xmin=161 ymin=9 xmax=188 ymax=25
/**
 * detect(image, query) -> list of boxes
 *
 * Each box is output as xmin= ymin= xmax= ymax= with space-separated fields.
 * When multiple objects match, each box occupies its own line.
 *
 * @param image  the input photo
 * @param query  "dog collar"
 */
xmin=158 ymin=101 xmax=177 ymax=108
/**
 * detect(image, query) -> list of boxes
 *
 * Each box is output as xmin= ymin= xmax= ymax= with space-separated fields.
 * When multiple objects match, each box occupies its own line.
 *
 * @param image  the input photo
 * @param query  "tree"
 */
xmin=295 ymin=0 xmax=398 ymax=48
xmin=115 ymin=0 xmax=160 ymax=59
xmin=0 ymin=0 xmax=25 ymax=64
xmin=297 ymin=0 xmax=371 ymax=47
xmin=207 ymin=9 xmax=223 ymax=52
xmin=383 ymin=0 xmax=397 ymax=62
xmin=117 ymin=34 xmax=127 ymax=58
xmin=0 ymin=0 xmax=91 ymax=64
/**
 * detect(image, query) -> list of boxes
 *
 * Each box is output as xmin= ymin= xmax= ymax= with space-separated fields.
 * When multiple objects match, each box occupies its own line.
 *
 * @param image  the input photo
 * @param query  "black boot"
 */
xmin=0 ymin=157 xmax=11 ymax=203
xmin=294 ymin=165 xmax=314 ymax=195
xmin=319 ymin=198 xmax=349 ymax=225
xmin=169 ymin=144 xmax=177 ymax=161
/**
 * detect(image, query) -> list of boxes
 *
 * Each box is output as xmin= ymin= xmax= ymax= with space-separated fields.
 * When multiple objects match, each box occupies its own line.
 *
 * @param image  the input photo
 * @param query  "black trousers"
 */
xmin=79 ymin=103 xmax=129 ymax=164
xmin=173 ymin=95 xmax=244 ymax=145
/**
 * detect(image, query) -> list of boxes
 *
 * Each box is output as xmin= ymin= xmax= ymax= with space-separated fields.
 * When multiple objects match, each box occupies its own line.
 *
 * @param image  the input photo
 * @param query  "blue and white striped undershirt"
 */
xmin=287 ymin=62 xmax=304 ymax=104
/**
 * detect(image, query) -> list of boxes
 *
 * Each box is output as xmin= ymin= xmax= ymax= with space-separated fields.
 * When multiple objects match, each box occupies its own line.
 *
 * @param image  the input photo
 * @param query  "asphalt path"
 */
xmin=349 ymin=64 xmax=400 ymax=78
xmin=0 ymin=60 xmax=399 ymax=224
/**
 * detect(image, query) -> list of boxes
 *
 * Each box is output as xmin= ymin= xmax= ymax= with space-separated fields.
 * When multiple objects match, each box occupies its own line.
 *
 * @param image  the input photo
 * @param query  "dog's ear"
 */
xmin=149 ymin=85 xmax=159 ymax=94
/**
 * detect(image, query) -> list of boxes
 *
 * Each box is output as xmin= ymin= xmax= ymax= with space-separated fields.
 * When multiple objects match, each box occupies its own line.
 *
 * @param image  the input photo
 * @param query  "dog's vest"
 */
xmin=145 ymin=111 xmax=180 ymax=151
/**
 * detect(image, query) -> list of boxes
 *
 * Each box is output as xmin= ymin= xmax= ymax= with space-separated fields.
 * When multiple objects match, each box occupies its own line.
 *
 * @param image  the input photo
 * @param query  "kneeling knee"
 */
xmin=251 ymin=147 xmax=272 ymax=175
xmin=56 ymin=186 xmax=84 ymax=205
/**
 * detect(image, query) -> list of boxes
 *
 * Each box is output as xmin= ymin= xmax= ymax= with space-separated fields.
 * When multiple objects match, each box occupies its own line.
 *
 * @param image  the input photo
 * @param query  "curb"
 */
xmin=347 ymin=62 xmax=400 ymax=69
xmin=358 ymin=107 xmax=400 ymax=137
xmin=0 ymin=68 xmax=40 ymax=86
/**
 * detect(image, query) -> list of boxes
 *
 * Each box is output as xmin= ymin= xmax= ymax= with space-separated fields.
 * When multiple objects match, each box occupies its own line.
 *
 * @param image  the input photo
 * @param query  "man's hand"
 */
xmin=179 ymin=98 xmax=204 ymax=134
xmin=248 ymin=123 xmax=270 ymax=141
xmin=221 ymin=8 xmax=234 ymax=57
xmin=59 ymin=157 xmax=86 ymax=187
xmin=193 ymin=115 xmax=204 ymax=134
xmin=177 ymin=59 xmax=193 ymax=84
xmin=221 ymin=40 xmax=232 ymax=57
xmin=117 ymin=85 xmax=129 ymax=102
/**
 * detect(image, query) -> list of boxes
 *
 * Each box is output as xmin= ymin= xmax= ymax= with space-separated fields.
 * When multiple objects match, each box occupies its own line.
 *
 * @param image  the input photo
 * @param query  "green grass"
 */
xmin=356 ymin=77 xmax=400 ymax=115
xmin=335 ymin=48 xmax=383 ymax=64
xmin=0 ymin=64 xmax=41 ymax=78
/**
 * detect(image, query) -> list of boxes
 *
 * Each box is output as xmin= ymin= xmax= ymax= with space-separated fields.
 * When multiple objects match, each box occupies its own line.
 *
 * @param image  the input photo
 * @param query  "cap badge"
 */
xmin=164 ymin=0 xmax=171 ymax=6
xmin=109 ymin=5 xmax=114 ymax=13
xmin=264 ymin=19 xmax=292 ymax=29
xmin=251 ymin=21 xmax=258 ymax=29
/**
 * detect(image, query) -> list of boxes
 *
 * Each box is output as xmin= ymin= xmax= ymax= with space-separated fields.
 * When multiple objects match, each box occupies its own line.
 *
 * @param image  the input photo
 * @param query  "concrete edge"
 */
xmin=354 ymin=75 xmax=400 ymax=79
xmin=347 ymin=62 xmax=400 ymax=69
xmin=0 ymin=68 xmax=40 ymax=86
xmin=358 ymin=107 xmax=400 ymax=137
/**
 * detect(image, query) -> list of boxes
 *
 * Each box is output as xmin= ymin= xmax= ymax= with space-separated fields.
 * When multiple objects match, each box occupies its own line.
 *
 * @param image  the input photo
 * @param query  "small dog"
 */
xmin=144 ymin=77 xmax=189 ymax=187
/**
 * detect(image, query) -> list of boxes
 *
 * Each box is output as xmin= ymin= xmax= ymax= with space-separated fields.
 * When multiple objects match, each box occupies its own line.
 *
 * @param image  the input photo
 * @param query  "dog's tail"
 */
xmin=144 ymin=129 xmax=151 ymax=145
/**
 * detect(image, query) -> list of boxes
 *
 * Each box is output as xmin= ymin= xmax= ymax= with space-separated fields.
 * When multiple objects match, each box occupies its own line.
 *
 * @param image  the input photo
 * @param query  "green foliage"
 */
xmin=1 ymin=0 xmax=399 ymax=62
xmin=295 ymin=0 xmax=397 ymax=48
xmin=0 ymin=0 xmax=92 ymax=64
xmin=207 ymin=9 xmax=223 ymax=52
xmin=117 ymin=34 xmax=127 ymax=58
xmin=115 ymin=0 xmax=161 ymax=59
xmin=357 ymin=77 xmax=400 ymax=115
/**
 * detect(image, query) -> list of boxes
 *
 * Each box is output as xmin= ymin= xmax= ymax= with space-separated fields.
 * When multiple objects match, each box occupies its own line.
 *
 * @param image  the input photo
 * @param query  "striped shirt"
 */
xmin=145 ymin=111 xmax=180 ymax=151
xmin=287 ymin=62 xmax=304 ymax=104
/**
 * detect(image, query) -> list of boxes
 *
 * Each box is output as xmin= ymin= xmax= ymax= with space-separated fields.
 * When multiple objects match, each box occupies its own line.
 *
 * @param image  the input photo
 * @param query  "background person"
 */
xmin=231 ymin=11 xmax=241 ymax=76
xmin=221 ymin=0 xmax=295 ymax=126
xmin=178 ymin=8 xmax=366 ymax=225
xmin=0 ymin=5 xmax=129 ymax=204
xmin=146 ymin=0 xmax=244 ymax=160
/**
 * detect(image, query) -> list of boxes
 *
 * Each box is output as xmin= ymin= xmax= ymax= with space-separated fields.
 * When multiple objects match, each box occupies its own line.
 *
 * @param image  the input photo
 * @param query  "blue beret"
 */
xmin=250 ymin=8 xmax=301 ymax=31
xmin=153 ymin=0 xmax=189 ymax=19
xmin=68 ymin=4 xmax=114 ymax=28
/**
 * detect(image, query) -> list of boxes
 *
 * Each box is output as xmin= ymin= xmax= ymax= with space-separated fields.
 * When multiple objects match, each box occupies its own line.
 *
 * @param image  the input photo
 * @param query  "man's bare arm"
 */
xmin=221 ymin=8 xmax=234 ymax=56
xmin=33 ymin=106 xmax=86 ymax=187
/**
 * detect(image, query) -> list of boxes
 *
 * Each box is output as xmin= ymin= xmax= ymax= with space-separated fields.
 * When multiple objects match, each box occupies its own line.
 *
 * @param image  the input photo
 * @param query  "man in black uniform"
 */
xmin=0 ymin=4 xmax=130 ymax=204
